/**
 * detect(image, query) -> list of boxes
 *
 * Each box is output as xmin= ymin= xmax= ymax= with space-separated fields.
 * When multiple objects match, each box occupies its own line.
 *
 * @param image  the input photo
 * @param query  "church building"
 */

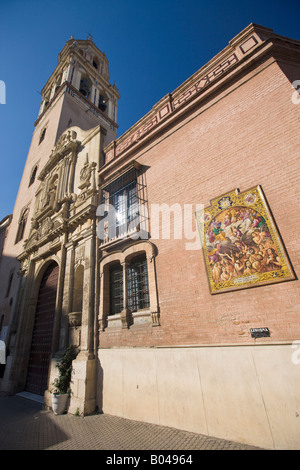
xmin=0 ymin=24 xmax=300 ymax=450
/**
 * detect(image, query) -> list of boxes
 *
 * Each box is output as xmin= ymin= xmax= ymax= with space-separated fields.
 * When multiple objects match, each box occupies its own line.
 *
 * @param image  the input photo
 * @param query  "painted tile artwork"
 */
xmin=196 ymin=186 xmax=295 ymax=294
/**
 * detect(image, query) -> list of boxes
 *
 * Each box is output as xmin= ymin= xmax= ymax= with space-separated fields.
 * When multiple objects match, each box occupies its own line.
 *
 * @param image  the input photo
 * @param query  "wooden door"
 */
xmin=25 ymin=262 xmax=59 ymax=396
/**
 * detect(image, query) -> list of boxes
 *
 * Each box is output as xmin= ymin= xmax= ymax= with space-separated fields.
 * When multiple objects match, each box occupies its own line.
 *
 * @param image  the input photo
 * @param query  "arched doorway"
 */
xmin=25 ymin=261 xmax=59 ymax=396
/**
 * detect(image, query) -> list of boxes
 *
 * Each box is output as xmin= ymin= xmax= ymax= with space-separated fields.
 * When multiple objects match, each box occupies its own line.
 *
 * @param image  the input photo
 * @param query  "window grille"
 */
xmin=100 ymin=167 xmax=148 ymax=244
xmin=127 ymin=256 xmax=150 ymax=311
xmin=110 ymin=265 xmax=123 ymax=315
xmin=109 ymin=255 xmax=150 ymax=315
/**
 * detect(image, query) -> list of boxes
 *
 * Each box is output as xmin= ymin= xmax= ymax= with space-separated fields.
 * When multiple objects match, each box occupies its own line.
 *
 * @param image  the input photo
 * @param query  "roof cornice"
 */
xmin=102 ymin=23 xmax=300 ymax=167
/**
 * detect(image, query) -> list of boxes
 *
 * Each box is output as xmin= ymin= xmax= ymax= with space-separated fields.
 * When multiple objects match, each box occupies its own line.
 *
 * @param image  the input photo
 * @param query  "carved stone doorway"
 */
xmin=25 ymin=261 xmax=59 ymax=396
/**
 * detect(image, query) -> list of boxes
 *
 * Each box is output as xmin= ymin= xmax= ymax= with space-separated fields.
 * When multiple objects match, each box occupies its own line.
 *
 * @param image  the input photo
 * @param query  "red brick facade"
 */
xmin=1 ymin=24 xmax=300 ymax=448
xmin=98 ymin=25 xmax=300 ymax=349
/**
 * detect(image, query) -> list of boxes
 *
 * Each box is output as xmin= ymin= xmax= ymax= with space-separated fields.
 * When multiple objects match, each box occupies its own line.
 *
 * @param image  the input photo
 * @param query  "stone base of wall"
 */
xmin=68 ymin=352 xmax=97 ymax=416
xmin=44 ymin=352 xmax=97 ymax=416
xmin=97 ymin=344 xmax=300 ymax=450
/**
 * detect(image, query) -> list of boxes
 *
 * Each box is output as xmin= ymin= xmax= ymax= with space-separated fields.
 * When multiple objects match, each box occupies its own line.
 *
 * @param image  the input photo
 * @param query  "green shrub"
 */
xmin=52 ymin=345 xmax=78 ymax=395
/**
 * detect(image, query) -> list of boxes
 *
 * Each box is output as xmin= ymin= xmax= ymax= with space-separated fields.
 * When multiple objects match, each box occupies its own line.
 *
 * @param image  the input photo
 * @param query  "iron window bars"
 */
xmin=109 ymin=255 xmax=150 ymax=315
xmin=110 ymin=265 xmax=124 ymax=316
xmin=127 ymin=256 xmax=150 ymax=312
xmin=100 ymin=167 xmax=148 ymax=244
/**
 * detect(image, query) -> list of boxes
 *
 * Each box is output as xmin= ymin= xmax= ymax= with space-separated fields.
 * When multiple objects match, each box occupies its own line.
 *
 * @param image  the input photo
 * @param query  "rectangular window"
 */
xmin=15 ymin=207 xmax=29 ymax=244
xmin=110 ymin=265 xmax=123 ymax=315
xmin=127 ymin=256 xmax=150 ymax=311
xmin=101 ymin=168 xmax=139 ymax=243
xmin=109 ymin=256 xmax=150 ymax=315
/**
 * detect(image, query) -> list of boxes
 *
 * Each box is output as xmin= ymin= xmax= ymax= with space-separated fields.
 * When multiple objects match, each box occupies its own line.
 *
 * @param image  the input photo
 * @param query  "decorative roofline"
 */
xmin=34 ymin=81 xmax=118 ymax=130
xmin=41 ymin=37 xmax=112 ymax=96
xmin=103 ymin=23 xmax=300 ymax=165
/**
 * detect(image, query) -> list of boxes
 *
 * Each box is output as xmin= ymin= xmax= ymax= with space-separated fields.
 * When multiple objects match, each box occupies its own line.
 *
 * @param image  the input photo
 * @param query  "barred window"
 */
xmin=100 ymin=242 xmax=159 ymax=329
xmin=110 ymin=264 xmax=123 ymax=315
xmin=127 ymin=256 xmax=150 ymax=312
xmin=109 ymin=255 xmax=150 ymax=315
xmin=101 ymin=168 xmax=139 ymax=243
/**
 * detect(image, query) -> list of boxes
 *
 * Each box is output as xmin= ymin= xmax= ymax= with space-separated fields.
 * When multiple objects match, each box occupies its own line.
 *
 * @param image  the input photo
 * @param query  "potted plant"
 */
xmin=51 ymin=344 xmax=78 ymax=415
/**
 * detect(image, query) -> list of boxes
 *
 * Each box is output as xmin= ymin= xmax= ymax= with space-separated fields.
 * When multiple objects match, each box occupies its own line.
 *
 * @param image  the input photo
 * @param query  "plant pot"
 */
xmin=51 ymin=393 xmax=69 ymax=415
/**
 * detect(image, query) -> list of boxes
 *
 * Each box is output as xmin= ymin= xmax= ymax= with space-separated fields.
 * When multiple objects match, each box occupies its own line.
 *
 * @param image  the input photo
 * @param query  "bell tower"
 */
xmin=36 ymin=35 xmax=119 ymax=150
xmin=0 ymin=36 xmax=119 ymax=414
xmin=0 ymin=35 xmax=120 ymax=267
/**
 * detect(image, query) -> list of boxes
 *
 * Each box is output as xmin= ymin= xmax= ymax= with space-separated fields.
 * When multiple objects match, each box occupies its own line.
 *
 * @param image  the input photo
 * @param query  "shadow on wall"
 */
xmin=96 ymin=356 xmax=104 ymax=413
xmin=0 ymin=252 xmax=19 ymax=382
xmin=0 ymin=256 xmax=63 ymax=398
xmin=0 ymin=253 xmax=105 ymax=416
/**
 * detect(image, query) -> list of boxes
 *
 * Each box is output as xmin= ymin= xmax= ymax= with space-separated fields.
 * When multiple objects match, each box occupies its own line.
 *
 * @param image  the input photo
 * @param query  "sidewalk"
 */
xmin=0 ymin=394 xmax=262 ymax=451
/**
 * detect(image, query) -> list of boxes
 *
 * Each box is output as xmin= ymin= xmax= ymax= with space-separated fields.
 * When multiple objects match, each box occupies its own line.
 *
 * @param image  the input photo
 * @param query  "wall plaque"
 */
xmin=196 ymin=185 xmax=295 ymax=294
xmin=250 ymin=327 xmax=270 ymax=338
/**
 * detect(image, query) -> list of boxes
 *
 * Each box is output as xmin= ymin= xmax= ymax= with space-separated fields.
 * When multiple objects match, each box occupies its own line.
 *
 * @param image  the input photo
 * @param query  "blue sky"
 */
xmin=0 ymin=0 xmax=298 ymax=220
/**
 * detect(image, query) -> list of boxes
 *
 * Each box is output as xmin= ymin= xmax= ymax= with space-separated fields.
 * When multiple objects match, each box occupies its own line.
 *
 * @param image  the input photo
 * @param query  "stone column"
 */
xmin=65 ymin=61 xmax=74 ymax=84
xmin=69 ymin=226 xmax=97 ymax=415
xmin=65 ymin=242 xmax=75 ymax=314
xmin=147 ymin=256 xmax=160 ymax=326
xmin=91 ymin=85 xmax=98 ymax=106
xmin=120 ymin=261 xmax=131 ymax=328
xmin=73 ymin=69 xmax=81 ymax=92
xmin=79 ymin=232 xmax=95 ymax=353
xmin=52 ymin=236 xmax=69 ymax=352
xmin=50 ymin=82 xmax=57 ymax=100
xmin=98 ymin=267 xmax=106 ymax=331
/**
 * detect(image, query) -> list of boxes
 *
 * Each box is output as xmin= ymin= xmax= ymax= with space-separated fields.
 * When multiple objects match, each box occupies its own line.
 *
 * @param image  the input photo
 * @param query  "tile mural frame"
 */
xmin=196 ymin=185 xmax=296 ymax=294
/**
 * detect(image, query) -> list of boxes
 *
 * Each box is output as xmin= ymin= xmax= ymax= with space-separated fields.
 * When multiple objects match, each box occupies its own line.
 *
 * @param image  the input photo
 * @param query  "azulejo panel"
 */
xmin=196 ymin=185 xmax=296 ymax=294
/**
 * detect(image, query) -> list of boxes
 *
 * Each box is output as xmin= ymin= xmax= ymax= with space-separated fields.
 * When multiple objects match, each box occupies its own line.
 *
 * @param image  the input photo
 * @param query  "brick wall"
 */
xmin=99 ymin=58 xmax=300 ymax=348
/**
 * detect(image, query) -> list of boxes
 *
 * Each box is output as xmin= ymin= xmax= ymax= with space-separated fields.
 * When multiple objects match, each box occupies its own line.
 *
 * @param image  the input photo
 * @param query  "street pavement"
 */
xmin=0 ymin=394 xmax=263 ymax=452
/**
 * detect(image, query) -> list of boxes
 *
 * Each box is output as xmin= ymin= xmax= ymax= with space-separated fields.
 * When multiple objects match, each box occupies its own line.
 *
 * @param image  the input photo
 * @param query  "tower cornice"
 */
xmin=37 ymin=37 xmax=119 ymax=128
xmin=102 ymin=23 xmax=300 ymax=166
xmin=34 ymin=81 xmax=118 ymax=130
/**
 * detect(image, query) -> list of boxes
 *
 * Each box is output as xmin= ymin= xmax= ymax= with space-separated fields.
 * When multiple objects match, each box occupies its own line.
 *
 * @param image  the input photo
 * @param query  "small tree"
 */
xmin=52 ymin=345 xmax=78 ymax=395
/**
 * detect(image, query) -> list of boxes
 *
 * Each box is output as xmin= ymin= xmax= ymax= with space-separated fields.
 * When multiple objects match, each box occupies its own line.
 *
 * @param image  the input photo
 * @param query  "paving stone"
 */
xmin=0 ymin=395 xmax=262 ymax=451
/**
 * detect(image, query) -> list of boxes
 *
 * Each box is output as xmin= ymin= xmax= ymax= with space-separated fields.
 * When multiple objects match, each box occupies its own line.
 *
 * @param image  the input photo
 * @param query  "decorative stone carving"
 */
xmin=60 ymin=200 xmax=70 ymax=219
xmin=78 ymin=154 xmax=96 ymax=190
xmin=37 ymin=217 xmax=54 ymax=239
xmin=68 ymin=311 xmax=82 ymax=328
xmin=54 ymin=130 xmax=72 ymax=152
xmin=40 ymin=176 xmax=57 ymax=210
xmin=151 ymin=311 xmax=160 ymax=326
xmin=98 ymin=317 xmax=107 ymax=332
xmin=120 ymin=309 xmax=132 ymax=329
xmin=24 ymin=231 xmax=38 ymax=250
xmin=24 ymin=215 xmax=56 ymax=252
xmin=18 ymin=259 xmax=29 ymax=277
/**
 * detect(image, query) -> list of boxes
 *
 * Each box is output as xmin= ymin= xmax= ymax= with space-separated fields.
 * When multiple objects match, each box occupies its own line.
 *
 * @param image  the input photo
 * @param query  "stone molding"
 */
xmin=99 ymin=241 xmax=159 ymax=330
xmin=102 ymin=23 xmax=299 ymax=165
